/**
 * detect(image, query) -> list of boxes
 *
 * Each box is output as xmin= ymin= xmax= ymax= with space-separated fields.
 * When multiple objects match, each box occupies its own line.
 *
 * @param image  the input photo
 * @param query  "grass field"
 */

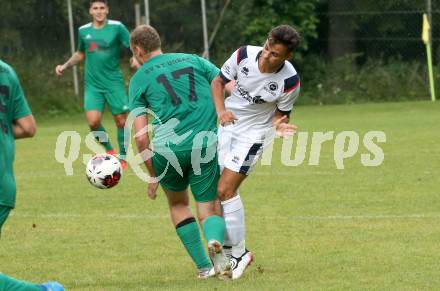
xmin=1 ymin=101 xmax=439 ymax=290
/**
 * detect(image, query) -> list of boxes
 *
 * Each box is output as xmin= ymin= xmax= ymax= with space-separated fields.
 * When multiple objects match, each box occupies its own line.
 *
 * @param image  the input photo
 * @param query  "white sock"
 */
xmin=221 ymin=195 xmax=246 ymax=258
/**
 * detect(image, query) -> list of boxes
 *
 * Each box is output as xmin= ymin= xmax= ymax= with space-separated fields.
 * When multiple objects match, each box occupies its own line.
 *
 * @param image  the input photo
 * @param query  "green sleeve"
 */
xmin=129 ymin=76 xmax=148 ymax=112
xmin=9 ymin=69 xmax=31 ymax=120
xmin=119 ymin=23 xmax=131 ymax=49
xmin=196 ymin=56 xmax=220 ymax=83
xmin=77 ymin=29 xmax=85 ymax=52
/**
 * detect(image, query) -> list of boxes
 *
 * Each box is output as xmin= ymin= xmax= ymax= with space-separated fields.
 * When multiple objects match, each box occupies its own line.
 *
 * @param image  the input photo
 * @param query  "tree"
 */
xmin=209 ymin=0 xmax=320 ymax=65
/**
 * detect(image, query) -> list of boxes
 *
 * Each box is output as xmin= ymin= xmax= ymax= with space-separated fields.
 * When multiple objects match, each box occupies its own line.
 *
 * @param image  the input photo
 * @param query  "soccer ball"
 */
xmin=86 ymin=154 xmax=122 ymax=189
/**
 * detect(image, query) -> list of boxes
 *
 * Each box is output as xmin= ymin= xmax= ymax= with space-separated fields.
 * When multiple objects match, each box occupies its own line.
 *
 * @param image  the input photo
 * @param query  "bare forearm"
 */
xmin=133 ymin=116 xmax=156 ymax=177
xmin=63 ymin=52 xmax=84 ymax=69
xmin=13 ymin=115 xmax=36 ymax=139
xmin=211 ymin=76 xmax=227 ymax=116
xmin=135 ymin=137 xmax=156 ymax=177
xmin=13 ymin=124 xmax=29 ymax=139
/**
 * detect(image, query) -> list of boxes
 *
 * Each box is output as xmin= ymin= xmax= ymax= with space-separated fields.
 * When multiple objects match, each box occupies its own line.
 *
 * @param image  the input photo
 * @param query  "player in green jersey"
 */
xmin=0 ymin=60 xmax=36 ymax=236
xmin=55 ymin=0 xmax=130 ymax=169
xmin=129 ymin=25 xmax=231 ymax=279
xmin=0 ymin=273 xmax=64 ymax=291
xmin=0 ymin=60 xmax=64 ymax=291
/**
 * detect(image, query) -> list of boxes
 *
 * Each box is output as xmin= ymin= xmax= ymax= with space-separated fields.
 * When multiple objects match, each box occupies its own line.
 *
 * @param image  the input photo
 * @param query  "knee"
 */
xmin=88 ymin=120 xmax=101 ymax=130
xmin=197 ymin=202 xmax=218 ymax=224
xmin=168 ymin=199 xmax=190 ymax=209
xmin=114 ymin=114 xmax=127 ymax=128
xmin=217 ymin=184 xmax=236 ymax=201
xmin=197 ymin=215 xmax=205 ymax=226
xmin=115 ymin=118 xmax=125 ymax=128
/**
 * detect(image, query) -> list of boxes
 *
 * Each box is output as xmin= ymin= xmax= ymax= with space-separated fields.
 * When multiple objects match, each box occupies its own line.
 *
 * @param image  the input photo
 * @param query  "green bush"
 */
xmin=3 ymin=54 xmax=434 ymax=118
xmin=297 ymin=55 xmax=431 ymax=105
xmin=4 ymin=54 xmax=82 ymax=117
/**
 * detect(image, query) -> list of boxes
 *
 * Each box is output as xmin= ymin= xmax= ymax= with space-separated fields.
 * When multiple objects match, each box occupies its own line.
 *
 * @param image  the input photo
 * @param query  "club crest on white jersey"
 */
xmin=219 ymin=45 xmax=300 ymax=141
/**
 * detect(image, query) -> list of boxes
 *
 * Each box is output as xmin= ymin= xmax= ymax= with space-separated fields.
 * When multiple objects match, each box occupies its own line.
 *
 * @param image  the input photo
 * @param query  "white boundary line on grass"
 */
xmin=9 ymin=213 xmax=169 ymax=220
xmin=14 ymin=171 xmax=336 ymax=178
xmin=290 ymin=214 xmax=440 ymax=220
xmin=10 ymin=213 xmax=440 ymax=220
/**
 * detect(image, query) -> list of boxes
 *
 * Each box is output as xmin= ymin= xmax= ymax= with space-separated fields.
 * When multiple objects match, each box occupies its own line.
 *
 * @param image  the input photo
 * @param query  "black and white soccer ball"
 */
xmin=86 ymin=154 xmax=122 ymax=189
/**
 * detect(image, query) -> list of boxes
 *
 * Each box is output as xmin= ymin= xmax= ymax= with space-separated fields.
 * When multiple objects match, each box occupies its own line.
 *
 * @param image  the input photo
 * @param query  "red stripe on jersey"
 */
xmin=283 ymin=74 xmax=300 ymax=93
xmin=236 ymin=46 xmax=248 ymax=65
xmin=284 ymin=80 xmax=300 ymax=93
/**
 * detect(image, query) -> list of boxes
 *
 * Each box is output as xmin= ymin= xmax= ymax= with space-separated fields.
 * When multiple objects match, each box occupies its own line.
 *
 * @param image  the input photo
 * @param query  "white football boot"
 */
xmin=231 ymin=249 xmax=253 ymax=280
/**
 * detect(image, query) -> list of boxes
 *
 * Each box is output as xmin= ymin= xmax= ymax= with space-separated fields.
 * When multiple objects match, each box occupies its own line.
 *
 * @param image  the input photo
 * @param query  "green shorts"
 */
xmin=84 ymin=87 xmax=129 ymax=115
xmin=152 ymin=148 xmax=220 ymax=202
xmin=0 ymin=205 xmax=12 ymax=238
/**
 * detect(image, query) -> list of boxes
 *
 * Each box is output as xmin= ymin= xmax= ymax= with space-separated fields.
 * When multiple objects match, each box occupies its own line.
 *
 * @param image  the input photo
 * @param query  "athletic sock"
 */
xmin=221 ymin=195 xmax=246 ymax=257
xmin=0 ymin=273 xmax=41 ymax=291
xmin=202 ymin=215 xmax=226 ymax=245
xmin=223 ymin=245 xmax=232 ymax=259
xmin=176 ymin=217 xmax=212 ymax=269
xmin=92 ymin=124 xmax=113 ymax=151
xmin=232 ymin=240 xmax=246 ymax=258
xmin=117 ymin=127 xmax=126 ymax=160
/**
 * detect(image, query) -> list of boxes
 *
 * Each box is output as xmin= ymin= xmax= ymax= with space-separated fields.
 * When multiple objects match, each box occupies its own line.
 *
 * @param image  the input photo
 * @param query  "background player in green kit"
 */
xmin=0 ymin=60 xmax=37 ymax=236
xmin=0 ymin=60 xmax=64 ymax=290
xmin=55 ymin=0 xmax=130 ymax=168
xmin=129 ymin=25 xmax=231 ymax=279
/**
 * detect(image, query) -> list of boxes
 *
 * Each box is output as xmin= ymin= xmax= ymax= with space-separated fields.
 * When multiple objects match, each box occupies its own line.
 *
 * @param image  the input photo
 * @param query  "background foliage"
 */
xmin=0 ymin=0 xmax=437 ymax=115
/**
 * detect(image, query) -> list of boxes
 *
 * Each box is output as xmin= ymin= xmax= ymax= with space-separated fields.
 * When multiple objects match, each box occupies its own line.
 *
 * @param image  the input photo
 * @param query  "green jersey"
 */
xmin=129 ymin=53 xmax=220 ymax=151
xmin=0 ymin=60 xmax=32 ymax=208
xmin=78 ymin=20 xmax=130 ymax=91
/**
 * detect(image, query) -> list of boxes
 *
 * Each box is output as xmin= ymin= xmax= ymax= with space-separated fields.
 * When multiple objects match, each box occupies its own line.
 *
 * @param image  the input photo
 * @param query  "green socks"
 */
xmin=176 ymin=217 xmax=212 ymax=269
xmin=0 ymin=273 xmax=41 ymax=291
xmin=92 ymin=124 xmax=113 ymax=152
xmin=117 ymin=127 xmax=126 ymax=160
xmin=202 ymin=215 xmax=226 ymax=245
xmin=92 ymin=125 xmax=126 ymax=160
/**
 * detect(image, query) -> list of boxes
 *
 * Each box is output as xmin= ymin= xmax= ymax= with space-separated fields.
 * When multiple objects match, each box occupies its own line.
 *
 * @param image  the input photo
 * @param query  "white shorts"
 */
xmin=217 ymin=127 xmax=264 ymax=175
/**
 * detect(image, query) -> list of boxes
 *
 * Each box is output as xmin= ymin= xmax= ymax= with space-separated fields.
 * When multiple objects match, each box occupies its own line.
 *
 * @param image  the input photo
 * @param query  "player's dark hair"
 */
xmin=130 ymin=25 xmax=161 ymax=53
xmin=90 ymin=0 xmax=108 ymax=6
xmin=268 ymin=25 xmax=300 ymax=53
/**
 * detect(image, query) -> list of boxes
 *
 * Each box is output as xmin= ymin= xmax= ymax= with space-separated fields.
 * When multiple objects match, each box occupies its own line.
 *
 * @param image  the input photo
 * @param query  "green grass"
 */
xmin=1 ymin=101 xmax=439 ymax=290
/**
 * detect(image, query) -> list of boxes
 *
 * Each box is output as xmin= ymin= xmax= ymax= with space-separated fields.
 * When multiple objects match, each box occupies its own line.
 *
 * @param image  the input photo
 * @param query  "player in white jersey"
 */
xmin=211 ymin=25 xmax=300 ymax=279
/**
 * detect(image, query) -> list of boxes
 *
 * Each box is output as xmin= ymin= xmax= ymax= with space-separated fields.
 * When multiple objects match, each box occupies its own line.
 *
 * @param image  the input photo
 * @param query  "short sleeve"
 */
xmin=77 ymin=29 xmax=85 ymax=52
xmin=119 ymin=23 xmax=130 ymax=48
xmin=9 ymin=69 xmax=31 ymax=120
xmin=196 ymin=56 xmax=220 ymax=83
xmin=219 ymin=47 xmax=244 ymax=83
xmin=129 ymin=76 xmax=148 ymax=113
xmin=277 ymin=75 xmax=300 ymax=113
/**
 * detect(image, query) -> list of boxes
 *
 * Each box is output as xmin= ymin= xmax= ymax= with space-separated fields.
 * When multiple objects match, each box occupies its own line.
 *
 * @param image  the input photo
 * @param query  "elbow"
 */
xmin=25 ymin=124 xmax=37 ymax=137
xmin=29 ymin=125 xmax=37 ymax=137
xmin=17 ymin=116 xmax=37 ymax=138
xmin=75 ymin=52 xmax=85 ymax=63
xmin=27 ymin=116 xmax=37 ymax=137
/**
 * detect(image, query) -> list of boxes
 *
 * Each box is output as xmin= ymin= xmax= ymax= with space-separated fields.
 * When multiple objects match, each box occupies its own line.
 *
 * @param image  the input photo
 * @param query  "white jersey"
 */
xmin=219 ymin=45 xmax=300 ymax=142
